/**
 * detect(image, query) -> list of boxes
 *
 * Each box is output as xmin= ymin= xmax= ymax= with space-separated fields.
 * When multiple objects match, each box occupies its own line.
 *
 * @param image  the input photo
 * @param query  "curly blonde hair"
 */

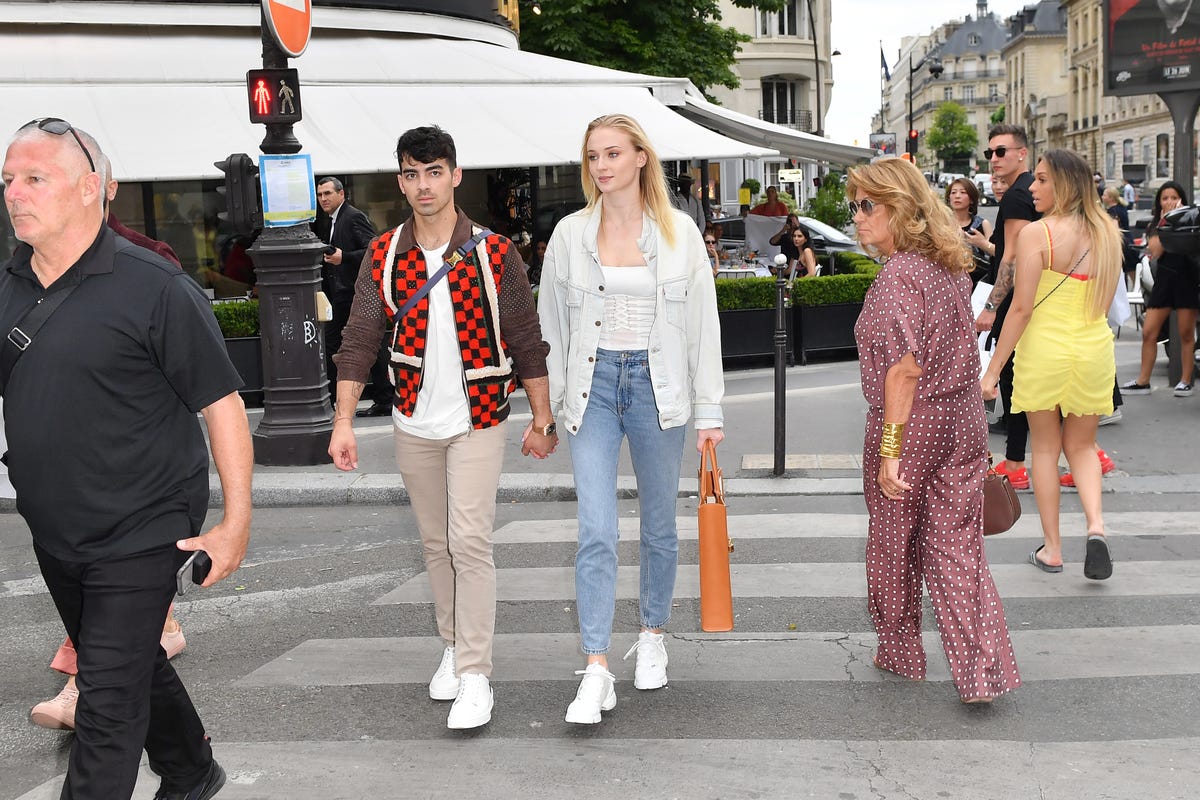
xmin=846 ymin=158 xmax=973 ymax=274
xmin=579 ymin=114 xmax=677 ymax=248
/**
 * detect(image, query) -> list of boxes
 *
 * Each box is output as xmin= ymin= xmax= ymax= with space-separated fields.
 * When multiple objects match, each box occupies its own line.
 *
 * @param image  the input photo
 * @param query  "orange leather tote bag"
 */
xmin=698 ymin=439 xmax=734 ymax=631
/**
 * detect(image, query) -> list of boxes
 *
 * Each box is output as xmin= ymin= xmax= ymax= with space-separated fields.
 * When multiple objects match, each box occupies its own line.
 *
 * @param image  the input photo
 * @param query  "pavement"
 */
xmin=2 ymin=324 xmax=1199 ymax=800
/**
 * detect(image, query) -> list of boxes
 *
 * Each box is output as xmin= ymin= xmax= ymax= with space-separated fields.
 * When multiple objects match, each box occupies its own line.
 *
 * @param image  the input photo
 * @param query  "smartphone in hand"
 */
xmin=176 ymin=551 xmax=213 ymax=595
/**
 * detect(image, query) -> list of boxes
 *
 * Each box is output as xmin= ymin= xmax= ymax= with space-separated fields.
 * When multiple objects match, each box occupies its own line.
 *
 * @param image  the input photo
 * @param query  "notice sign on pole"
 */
xmin=262 ymin=0 xmax=312 ymax=58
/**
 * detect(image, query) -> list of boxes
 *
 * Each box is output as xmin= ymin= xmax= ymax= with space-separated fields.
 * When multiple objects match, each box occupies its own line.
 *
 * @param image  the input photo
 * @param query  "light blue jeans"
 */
xmin=567 ymin=349 xmax=687 ymax=655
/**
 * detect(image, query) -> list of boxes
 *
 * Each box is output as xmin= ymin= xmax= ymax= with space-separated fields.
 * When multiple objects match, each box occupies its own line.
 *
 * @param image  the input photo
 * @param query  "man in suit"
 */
xmin=314 ymin=177 xmax=391 ymax=414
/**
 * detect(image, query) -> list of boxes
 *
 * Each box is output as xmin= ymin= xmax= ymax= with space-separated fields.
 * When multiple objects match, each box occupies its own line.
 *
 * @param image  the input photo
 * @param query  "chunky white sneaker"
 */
xmin=564 ymin=663 xmax=617 ymax=724
xmin=446 ymin=673 xmax=493 ymax=730
xmin=623 ymin=630 xmax=668 ymax=690
xmin=428 ymin=646 xmax=459 ymax=701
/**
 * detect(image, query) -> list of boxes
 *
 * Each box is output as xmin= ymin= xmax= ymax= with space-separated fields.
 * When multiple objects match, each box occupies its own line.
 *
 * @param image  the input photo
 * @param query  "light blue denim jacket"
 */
xmin=537 ymin=201 xmax=724 ymax=435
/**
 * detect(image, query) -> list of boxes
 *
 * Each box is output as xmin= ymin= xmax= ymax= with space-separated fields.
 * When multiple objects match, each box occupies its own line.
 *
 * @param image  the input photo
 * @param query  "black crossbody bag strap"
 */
xmin=393 ymin=228 xmax=494 ymax=321
xmin=0 ymin=283 xmax=81 ymax=396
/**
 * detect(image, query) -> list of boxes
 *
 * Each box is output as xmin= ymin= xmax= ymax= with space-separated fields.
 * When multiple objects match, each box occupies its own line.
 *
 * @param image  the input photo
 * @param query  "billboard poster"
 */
xmin=870 ymin=132 xmax=897 ymax=155
xmin=1106 ymin=0 xmax=1200 ymax=95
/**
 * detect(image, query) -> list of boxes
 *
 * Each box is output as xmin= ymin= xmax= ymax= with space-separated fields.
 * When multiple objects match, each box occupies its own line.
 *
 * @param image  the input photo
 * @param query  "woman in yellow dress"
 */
xmin=981 ymin=149 xmax=1122 ymax=581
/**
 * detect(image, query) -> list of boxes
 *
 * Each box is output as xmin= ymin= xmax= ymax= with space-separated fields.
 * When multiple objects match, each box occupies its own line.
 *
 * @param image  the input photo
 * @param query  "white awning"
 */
xmin=678 ymin=86 xmax=874 ymax=166
xmin=0 ymin=18 xmax=776 ymax=181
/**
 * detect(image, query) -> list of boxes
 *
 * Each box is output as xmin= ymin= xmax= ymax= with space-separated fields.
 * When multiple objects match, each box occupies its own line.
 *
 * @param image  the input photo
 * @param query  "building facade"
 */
xmin=878 ymin=1 xmax=1007 ymax=175
xmin=1004 ymin=0 xmax=1069 ymax=165
xmin=711 ymin=0 xmax=836 ymax=208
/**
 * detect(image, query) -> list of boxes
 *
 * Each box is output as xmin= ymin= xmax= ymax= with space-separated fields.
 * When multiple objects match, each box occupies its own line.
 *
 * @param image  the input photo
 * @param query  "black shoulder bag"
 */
xmin=0 ymin=282 xmax=81 ymax=397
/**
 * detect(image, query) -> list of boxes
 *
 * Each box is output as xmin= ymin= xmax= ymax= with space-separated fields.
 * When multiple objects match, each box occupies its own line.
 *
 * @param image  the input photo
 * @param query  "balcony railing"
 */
xmin=760 ymin=109 xmax=813 ymax=132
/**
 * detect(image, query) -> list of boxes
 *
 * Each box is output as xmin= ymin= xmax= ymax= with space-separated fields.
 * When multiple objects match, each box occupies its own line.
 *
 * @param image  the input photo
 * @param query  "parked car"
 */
xmin=938 ymin=172 xmax=966 ymax=188
xmin=975 ymin=174 xmax=996 ymax=205
xmin=706 ymin=214 xmax=863 ymax=266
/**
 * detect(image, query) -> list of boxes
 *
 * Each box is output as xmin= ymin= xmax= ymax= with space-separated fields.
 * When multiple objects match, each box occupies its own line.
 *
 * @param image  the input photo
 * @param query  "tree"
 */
xmin=803 ymin=172 xmax=852 ymax=231
xmin=517 ymin=0 xmax=787 ymax=94
xmin=925 ymin=102 xmax=977 ymax=166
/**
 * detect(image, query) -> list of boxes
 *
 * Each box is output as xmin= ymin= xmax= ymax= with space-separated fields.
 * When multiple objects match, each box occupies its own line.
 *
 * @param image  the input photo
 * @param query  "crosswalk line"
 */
xmin=491 ymin=511 xmax=1200 ymax=544
xmin=237 ymin=626 xmax=1200 ymax=688
xmin=372 ymin=560 xmax=1200 ymax=604
xmin=16 ymin=738 xmax=1196 ymax=800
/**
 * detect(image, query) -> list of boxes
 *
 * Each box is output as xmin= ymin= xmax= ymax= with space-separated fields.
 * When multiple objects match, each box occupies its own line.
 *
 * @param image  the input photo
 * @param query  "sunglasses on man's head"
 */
xmin=18 ymin=118 xmax=96 ymax=174
xmin=983 ymin=146 xmax=1016 ymax=160
xmin=848 ymin=198 xmax=878 ymax=217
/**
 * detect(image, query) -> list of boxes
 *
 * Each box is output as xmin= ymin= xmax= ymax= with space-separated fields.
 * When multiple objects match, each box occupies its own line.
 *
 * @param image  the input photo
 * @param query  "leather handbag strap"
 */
xmin=394 ymin=228 xmax=493 ymax=320
xmin=699 ymin=439 xmax=724 ymax=505
xmin=0 ymin=282 xmax=81 ymax=395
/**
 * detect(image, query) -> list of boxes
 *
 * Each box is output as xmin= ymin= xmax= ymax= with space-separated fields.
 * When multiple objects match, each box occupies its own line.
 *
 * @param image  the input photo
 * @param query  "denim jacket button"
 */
xmin=594 ymin=320 xmax=601 ymax=326
xmin=598 ymin=285 xmax=604 ymax=291
xmin=582 ymin=392 xmax=588 ymax=398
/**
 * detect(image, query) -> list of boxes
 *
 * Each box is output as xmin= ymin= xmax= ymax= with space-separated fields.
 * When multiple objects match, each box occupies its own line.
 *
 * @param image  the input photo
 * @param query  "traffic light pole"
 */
xmin=247 ymin=12 xmax=333 ymax=466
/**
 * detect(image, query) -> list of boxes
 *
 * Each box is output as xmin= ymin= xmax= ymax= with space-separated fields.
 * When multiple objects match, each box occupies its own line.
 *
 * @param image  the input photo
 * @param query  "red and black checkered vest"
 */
xmin=367 ymin=224 xmax=516 ymax=429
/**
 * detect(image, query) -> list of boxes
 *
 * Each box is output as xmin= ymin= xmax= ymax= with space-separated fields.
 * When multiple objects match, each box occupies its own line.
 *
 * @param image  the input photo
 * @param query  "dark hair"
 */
xmin=1153 ymin=180 xmax=1189 ymax=222
xmin=395 ymin=125 xmax=457 ymax=170
xmin=317 ymin=176 xmax=344 ymax=192
xmin=791 ymin=222 xmax=814 ymax=251
xmin=986 ymin=123 xmax=1028 ymax=147
xmin=944 ymin=177 xmax=980 ymax=216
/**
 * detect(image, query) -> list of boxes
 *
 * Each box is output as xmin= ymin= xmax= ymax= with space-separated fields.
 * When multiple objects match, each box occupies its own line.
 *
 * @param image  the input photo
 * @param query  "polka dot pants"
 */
xmin=862 ymin=401 xmax=1021 ymax=701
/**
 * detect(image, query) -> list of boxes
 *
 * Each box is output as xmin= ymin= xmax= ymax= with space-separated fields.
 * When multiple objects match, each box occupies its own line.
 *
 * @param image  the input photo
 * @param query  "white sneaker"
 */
xmin=429 ymin=646 xmax=459 ymax=701
xmin=564 ymin=663 xmax=617 ymax=724
xmin=623 ymin=630 xmax=669 ymax=690
xmin=446 ymin=673 xmax=493 ymax=730
xmin=1098 ymin=408 xmax=1122 ymax=426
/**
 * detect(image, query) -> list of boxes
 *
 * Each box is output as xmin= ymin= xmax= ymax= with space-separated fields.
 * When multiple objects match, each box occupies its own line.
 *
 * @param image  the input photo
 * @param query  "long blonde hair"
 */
xmin=579 ymin=114 xmax=677 ymax=248
xmin=846 ymin=158 xmax=973 ymax=274
xmin=1038 ymin=149 xmax=1122 ymax=318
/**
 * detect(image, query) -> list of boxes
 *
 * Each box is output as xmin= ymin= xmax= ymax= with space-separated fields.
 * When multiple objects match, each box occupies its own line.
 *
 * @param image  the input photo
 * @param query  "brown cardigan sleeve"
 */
xmin=497 ymin=242 xmax=550 ymax=380
xmin=330 ymin=238 xmax=387 ymax=383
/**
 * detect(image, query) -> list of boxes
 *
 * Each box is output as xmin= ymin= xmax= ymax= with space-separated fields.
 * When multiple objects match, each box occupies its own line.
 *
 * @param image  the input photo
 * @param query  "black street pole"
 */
xmin=806 ymin=0 xmax=822 ymax=136
xmin=772 ymin=273 xmax=788 ymax=476
xmin=248 ymin=10 xmax=333 ymax=465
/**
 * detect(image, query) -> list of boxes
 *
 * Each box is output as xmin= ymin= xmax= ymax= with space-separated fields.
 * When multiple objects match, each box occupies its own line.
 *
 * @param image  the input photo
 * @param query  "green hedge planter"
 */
xmin=212 ymin=299 xmax=263 ymax=406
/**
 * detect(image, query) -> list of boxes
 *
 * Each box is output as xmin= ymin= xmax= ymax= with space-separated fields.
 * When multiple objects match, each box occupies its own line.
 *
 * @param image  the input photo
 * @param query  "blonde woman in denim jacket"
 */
xmin=537 ymin=114 xmax=725 ymax=724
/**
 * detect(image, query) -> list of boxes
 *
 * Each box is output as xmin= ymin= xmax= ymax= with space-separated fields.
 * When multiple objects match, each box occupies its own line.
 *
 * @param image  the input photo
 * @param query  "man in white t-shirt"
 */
xmin=328 ymin=126 xmax=554 ymax=731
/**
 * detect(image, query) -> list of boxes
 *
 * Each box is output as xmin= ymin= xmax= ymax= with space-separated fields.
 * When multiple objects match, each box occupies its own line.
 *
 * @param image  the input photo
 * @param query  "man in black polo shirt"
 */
xmin=1 ymin=121 xmax=251 ymax=800
xmin=975 ymin=123 xmax=1041 ymax=491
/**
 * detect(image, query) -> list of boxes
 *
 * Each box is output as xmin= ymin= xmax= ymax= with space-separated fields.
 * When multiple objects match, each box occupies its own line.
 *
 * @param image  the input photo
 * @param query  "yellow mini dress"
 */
xmin=1011 ymin=225 xmax=1115 ymax=417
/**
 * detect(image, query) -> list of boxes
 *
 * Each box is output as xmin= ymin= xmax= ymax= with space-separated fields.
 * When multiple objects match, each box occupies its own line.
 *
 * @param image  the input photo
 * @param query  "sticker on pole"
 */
xmin=262 ymin=0 xmax=312 ymax=58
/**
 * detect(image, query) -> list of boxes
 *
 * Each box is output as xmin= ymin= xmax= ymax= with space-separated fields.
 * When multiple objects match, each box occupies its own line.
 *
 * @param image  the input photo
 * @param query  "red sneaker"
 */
xmin=993 ymin=460 xmax=1029 ymax=489
xmin=1061 ymin=449 xmax=1117 ymax=487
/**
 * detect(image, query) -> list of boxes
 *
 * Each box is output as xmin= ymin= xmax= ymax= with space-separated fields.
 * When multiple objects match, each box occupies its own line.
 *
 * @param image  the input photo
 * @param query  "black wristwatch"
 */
xmin=536 ymin=421 xmax=557 ymax=436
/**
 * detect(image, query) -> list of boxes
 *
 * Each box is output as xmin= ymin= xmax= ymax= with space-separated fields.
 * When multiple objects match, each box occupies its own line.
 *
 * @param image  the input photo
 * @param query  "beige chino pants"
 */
xmin=393 ymin=422 xmax=506 ymax=676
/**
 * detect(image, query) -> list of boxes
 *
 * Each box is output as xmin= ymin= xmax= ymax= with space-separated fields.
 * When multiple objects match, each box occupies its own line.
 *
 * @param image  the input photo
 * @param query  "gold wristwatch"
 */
xmin=536 ymin=421 xmax=557 ymax=436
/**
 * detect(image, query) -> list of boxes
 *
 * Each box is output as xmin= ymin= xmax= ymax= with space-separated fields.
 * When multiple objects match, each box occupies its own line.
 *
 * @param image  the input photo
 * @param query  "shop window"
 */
xmin=1157 ymin=133 xmax=1170 ymax=177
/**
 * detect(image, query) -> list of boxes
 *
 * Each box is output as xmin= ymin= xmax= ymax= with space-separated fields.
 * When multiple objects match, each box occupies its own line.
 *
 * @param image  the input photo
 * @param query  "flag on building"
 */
xmin=881 ymin=46 xmax=891 ymax=81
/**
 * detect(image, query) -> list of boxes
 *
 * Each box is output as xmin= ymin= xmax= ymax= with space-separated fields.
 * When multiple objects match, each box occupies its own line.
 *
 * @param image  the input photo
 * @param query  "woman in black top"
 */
xmin=1121 ymin=181 xmax=1199 ymax=397
xmin=769 ymin=213 xmax=801 ymax=262
xmin=944 ymin=177 xmax=994 ymax=283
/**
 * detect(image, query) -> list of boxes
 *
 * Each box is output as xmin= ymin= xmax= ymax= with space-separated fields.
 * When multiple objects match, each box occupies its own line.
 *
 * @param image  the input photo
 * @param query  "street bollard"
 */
xmin=773 ymin=255 xmax=788 ymax=477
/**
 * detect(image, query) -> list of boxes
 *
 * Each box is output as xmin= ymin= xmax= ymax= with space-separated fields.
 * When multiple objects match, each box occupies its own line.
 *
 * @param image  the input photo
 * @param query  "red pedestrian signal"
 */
xmin=246 ymin=69 xmax=302 ymax=125
xmin=906 ymin=129 xmax=919 ymax=156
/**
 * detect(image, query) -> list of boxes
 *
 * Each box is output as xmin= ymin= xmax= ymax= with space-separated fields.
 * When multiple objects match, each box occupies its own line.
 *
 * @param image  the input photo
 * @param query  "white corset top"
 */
xmin=598 ymin=265 xmax=656 ymax=350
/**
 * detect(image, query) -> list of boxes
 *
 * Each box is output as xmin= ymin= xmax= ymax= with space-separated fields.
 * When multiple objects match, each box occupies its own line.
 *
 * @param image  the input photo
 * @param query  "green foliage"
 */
xmin=789 ymin=274 xmax=876 ymax=306
xmin=989 ymin=104 xmax=1005 ymax=126
xmin=833 ymin=251 xmax=882 ymax=278
xmin=517 ymin=1 xmax=785 ymax=93
xmin=925 ymin=102 xmax=978 ymax=161
xmin=714 ymin=277 xmax=779 ymax=311
xmin=212 ymin=300 xmax=260 ymax=338
xmin=803 ymin=172 xmax=852 ymax=230
xmin=740 ymin=178 xmax=762 ymax=196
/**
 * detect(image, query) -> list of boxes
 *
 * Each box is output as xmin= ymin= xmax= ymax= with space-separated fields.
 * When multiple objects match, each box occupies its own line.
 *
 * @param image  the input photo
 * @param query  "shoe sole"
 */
xmin=185 ymin=762 xmax=226 ymax=800
xmin=1175 ymin=391 xmax=1193 ymax=397
xmin=447 ymin=705 xmax=493 ymax=730
xmin=633 ymin=676 xmax=668 ymax=691
xmin=1084 ymin=536 xmax=1113 ymax=581
xmin=1122 ymin=388 xmax=1151 ymax=395
xmin=29 ymin=710 xmax=73 ymax=730
xmin=565 ymin=692 xmax=616 ymax=724
xmin=429 ymin=683 xmax=460 ymax=701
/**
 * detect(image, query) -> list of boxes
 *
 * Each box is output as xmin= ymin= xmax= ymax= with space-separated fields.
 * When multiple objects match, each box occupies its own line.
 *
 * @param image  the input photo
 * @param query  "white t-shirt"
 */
xmin=392 ymin=243 xmax=471 ymax=439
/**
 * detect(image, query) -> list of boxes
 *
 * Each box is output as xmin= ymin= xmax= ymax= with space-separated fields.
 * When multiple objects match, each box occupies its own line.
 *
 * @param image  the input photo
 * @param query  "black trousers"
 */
xmin=35 ymin=542 xmax=212 ymax=800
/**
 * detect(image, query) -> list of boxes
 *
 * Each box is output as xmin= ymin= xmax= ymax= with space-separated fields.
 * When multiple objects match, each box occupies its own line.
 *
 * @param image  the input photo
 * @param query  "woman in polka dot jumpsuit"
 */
xmin=849 ymin=158 xmax=1021 ymax=703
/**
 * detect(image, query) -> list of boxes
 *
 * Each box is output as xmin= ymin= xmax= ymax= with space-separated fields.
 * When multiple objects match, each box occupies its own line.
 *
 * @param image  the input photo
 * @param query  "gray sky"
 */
xmin=825 ymin=0 xmax=1032 ymax=146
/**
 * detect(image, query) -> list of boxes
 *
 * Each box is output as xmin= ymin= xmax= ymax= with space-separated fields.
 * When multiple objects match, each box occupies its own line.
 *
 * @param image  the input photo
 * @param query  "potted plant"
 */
xmin=789 ymin=253 xmax=879 ymax=365
xmin=714 ymin=277 xmax=793 ymax=363
xmin=211 ymin=299 xmax=263 ymax=406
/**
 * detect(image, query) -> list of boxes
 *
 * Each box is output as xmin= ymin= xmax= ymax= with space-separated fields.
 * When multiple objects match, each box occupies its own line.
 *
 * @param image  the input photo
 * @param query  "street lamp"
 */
xmin=907 ymin=53 xmax=944 ymax=161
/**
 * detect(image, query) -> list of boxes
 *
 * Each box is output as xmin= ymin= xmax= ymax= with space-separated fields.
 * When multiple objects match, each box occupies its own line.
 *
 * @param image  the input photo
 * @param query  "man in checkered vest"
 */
xmin=328 ymin=126 xmax=555 ymax=730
